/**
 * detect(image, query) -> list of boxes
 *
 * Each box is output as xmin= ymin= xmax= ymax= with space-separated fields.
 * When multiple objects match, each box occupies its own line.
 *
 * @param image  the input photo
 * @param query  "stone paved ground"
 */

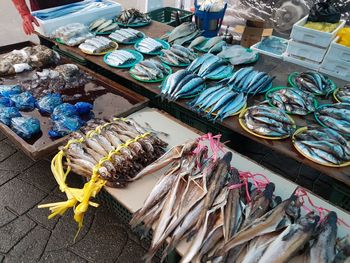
xmin=0 ymin=132 xmax=151 ymax=263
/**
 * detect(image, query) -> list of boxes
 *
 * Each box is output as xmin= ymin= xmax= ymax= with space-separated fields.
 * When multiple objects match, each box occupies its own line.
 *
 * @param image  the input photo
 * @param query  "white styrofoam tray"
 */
xmin=290 ymin=15 xmax=345 ymax=48
xmin=105 ymin=107 xmax=350 ymax=257
xmin=325 ymin=37 xmax=350 ymax=64
xmin=283 ymin=54 xmax=321 ymax=71
xmin=286 ymin=39 xmax=328 ymax=63
xmin=250 ymin=36 xmax=287 ymax=59
xmin=33 ymin=0 xmax=122 ymax=37
xmin=320 ymin=57 xmax=350 ymax=82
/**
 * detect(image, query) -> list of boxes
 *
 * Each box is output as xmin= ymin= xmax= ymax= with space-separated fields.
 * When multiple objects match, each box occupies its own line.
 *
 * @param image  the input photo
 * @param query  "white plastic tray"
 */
xmin=33 ymin=0 xmax=122 ymax=37
xmin=326 ymin=37 xmax=350 ymax=64
xmin=290 ymin=15 xmax=345 ymax=48
xmin=250 ymin=36 xmax=287 ymax=59
xmin=286 ymin=39 xmax=328 ymax=63
xmin=283 ymin=54 xmax=321 ymax=71
xmin=320 ymin=57 xmax=350 ymax=82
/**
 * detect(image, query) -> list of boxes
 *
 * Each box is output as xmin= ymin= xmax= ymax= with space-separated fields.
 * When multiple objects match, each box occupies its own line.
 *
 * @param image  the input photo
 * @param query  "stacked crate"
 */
xmin=284 ymin=16 xmax=345 ymax=71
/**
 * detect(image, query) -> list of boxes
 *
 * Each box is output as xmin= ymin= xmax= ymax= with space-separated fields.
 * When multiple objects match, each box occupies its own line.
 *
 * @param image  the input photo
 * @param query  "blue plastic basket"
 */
xmin=194 ymin=0 xmax=227 ymax=37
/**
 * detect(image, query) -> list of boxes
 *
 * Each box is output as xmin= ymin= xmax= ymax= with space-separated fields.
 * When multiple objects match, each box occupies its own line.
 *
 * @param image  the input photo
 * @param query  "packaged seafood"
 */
xmin=314 ymin=103 xmax=350 ymax=135
xmin=0 ymin=85 xmax=22 ymax=97
xmin=104 ymin=50 xmax=142 ymax=68
xmin=36 ymin=93 xmax=63 ymax=115
xmin=0 ymin=45 xmax=60 ymax=76
xmin=78 ymin=36 xmax=117 ymax=54
xmin=109 ymin=28 xmax=144 ymax=44
xmin=160 ymin=70 xmax=205 ymax=100
xmin=135 ymin=37 xmax=168 ymax=55
xmin=335 ymin=84 xmax=350 ymax=103
xmin=89 ymin=18 xmax=119 ymax=34
xmin=116 ymin=8 xmax=151 ymax=26
xmin=160 ymin=44 xmax=197 ymax=67
xmin=0 ymin=107 xmax=22 ymax=126
xmin=11 ymin=116 xmax=41 ymax=140
xmin=0 ymin=97 xmax=14 ymax=108
xmin=51 ymin=23 xmax=94 ymax=46
xmin=240 ymin=104 xmax=296 ymax=139
xmin=129 ymin=59 xmax=172 ymax=82
xmin=217 ymin=45 xmax=258 ymax=65
xmin=9 ymin=91 xmax=36 ymax=111
xmin=161 ymin=22 xmax=202 ymax=45
xmin=266 ymin=87 xmax=317 ymax=115
xmin=293 ymin=126 xmax=350 ymax=167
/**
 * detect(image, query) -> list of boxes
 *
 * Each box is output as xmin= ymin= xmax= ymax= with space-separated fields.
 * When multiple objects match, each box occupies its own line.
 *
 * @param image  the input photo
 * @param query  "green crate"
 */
xmin=148 ymin=7 xmax=193 ymax=27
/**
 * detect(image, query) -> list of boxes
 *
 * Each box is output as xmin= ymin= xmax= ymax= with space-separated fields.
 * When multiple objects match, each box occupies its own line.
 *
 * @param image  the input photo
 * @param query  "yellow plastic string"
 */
xmin=38 ymin=118 xmax=151 ymax=237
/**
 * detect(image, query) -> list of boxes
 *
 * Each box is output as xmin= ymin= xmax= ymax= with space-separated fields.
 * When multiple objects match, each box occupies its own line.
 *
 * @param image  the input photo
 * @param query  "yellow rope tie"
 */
xmin=38 ymin=118 xmax=151 ymax=236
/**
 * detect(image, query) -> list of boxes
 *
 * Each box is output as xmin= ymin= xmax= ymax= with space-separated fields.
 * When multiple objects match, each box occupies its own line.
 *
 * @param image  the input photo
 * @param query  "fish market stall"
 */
xmin=0 ymin=42 xmax=148 ymax=159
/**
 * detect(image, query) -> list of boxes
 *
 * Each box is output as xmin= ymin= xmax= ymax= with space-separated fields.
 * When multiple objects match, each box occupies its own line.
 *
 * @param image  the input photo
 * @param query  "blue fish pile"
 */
xmin=314 ymin=103 xmax=350 ymax=135
xmin=336 ymin=84 xmax=350 ymax=103
xmin=223 ymin=67 xmax=274 ymax=95
xmin=187 ymin=53 xmax=233 ymax=80
xmin=294 ymin=127 xmax=350 ymax=166
xmin=242 ymin=105 xmax=295 ymax=138
xmin=294 ymin=71 xmax=334 ymax=96
xmin=160 ymin=70 xmax=205 ymax=100
xmin=189 ymin=85 xmax=246 ymax=122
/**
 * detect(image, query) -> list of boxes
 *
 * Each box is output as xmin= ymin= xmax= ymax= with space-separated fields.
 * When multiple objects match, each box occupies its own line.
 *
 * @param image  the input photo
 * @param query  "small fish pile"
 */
xmin=242 ymin=105 xmax=295 ymax=138
xmin=105 ymin=50 xmax=136 ymax=67
xmin=130 ymin=59 xmax=171 ymax=81
xmin=109 ymin=28 xmax=144 ymax=44
xmin=62 ymin=118 xmax=167 ymax=188
xmin=136 ymin=37 xmax=163 ymax=54
xmin=315 ymin=103 xmax=350 ymax=135
xmin=52 ymin=23 xmax=94 ymax=46
xmin=294 ymin=71 xmax=334 ymax=95
xmin=225 ymin=67 xmax=274 ymax=94
xmin=189 ymin=85 xmax=246 ymax=121
xmin=88 ymin=18 xmax=119 ymax=34
xmin=162 ymin=22 xmax=202 ymax=45
xmin=217 ymin=45 xmax=258 ymax=65
xmin=78 ymin=37 xmax=116 ymax=54
xmin=267 ymin=87 xmax=317 ymax=115
xmin=189 ymin=36 xmax=226 ymax=53
xmin=336 ymin=84 xmax=350 ymax=103
xmin=116 ymin=8 xmax=151 ymax=26
xmin=187 ymin=53 xmax=233 ymax=79
xmin=160 ymin=70 xmax=205 ymax=100
xmin=293 ymin=127 xmax=350 ymax=166
xmin=0 ymin=45 xmax=60 ymax=76
xmin=160 ymin=44 xmax=197 ymax=66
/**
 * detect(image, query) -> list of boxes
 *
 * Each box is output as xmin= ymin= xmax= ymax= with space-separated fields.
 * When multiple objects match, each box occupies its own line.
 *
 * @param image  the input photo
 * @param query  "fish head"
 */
xmin=285 ymin=194 xmax=301 ymax=221
xmin=263 ymin=182 xmax=275 ymax=200
xmin=337 ymin=235 xmax=350 ymax=256
xmin=298 ymin=211 xmax=320 ymax=232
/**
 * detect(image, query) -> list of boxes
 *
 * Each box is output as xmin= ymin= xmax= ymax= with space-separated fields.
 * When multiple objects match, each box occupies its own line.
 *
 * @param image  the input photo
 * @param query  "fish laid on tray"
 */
xmin=160 ymin=70 xmax=205 ymax=100
xmin=314 ymin=103 xmax=350 ymax=135
xmin=335 ymin=84 xmax=350 ymax=103
xmin=160 ymin=44 xmax=197 ymax=66
xmin=116 ymin=8 xmax=151 ymax=25
xmin=130 ymin=59 xmax=171 ymax=81
xmin=190 ymin=35 xmax=226 ymax=53
xmin=136 ymin=37 xmax=163 ymax=54
xmin=189 ymin=85 xmax=247 ymax=121
xmin=105 ymin=50 xmax=136 ymax=66
xmin=242 ymin=105 xmax=295 ymax=138
xmin=293 ymin=127 xmax=350 ymax=166
xmin=217 ymin=45 xmax=258 ymax=65
xmin=88 ymin=18 xmax=119 ymax=34
xmin=109 ymin=28 xmax=144 ymax=44
xmin=78 ymin=36 xmax=116 ymax=54
xmin=267 ymin=87 xmax=317 ymax=115
xmin=224 ymin=67 xmax=274 ymax=94
xmin=161 ymin=22 xmax=202 ymax=45
xmin=294 ymin=71 xmax=335 ymax=95
xmin=130 ymin=134 xmax=348 ymax=263
xmin=187 ymin=53 xmax=233 ymax=79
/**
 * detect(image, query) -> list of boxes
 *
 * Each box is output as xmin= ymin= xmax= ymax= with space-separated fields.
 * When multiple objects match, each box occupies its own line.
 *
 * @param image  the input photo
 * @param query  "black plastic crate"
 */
xmin=148 ymin=7 xmax=193 ymax=27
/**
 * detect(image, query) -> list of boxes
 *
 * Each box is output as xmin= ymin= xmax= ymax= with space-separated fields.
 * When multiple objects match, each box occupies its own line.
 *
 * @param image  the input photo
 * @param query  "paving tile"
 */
xmin=39 ymin=250 xmax=87 ymax=263
xmin=0 ymin=151 xmax=35 ymax=172
xmin=2 ymin=139 xmax=16 ymax=149
xmin=0 ymin=141 xmax=16 ymax=162
xmin=71 ymin=207 xmax=127 ymax=262
xmin=116 ymin=239 xmax=148 ymax=263
xmin=0 ymin=169 xmax=18 ymax=186
xmin=45 ymin=209 xmax=95 ymax=252
xmin=0 ymin=178 xmax=47 ymax=215
xmin=17 ymin=160 xmax=57 ymax=193
xmin=0 ymin=207 xmax=16 ymax=228
xmin=27 ymin=194 xmax=64 ymax=230
xmin=4 ymin=225 xmax=50 ymax=263
xmin=0 ymin=215 xmax=36 ymax=253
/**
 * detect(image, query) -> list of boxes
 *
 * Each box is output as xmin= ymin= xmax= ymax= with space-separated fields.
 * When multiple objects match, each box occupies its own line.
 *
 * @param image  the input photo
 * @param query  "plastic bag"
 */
xmin=0 ymin=85 xmax=22 ymax=97
xmin=308 ymin=1 xmax=341 ymax=23
xmin=0 ymin=107 xmax=22 ymax=126
xmin=0 ymin=97 xmax=14 ymax=107
xmin=36 ymin=93 xmax=62 ymax=115
xmin=74 ymin=102 xmax=93 ymax=115
xmin=11 ymin=116 xmax=41 ymax=139
xmin=51 ymin=102 xmax=93 ymax=119
xmin=337 ymin=28 xmax=350 ymax=47
xmin=9 ymin=92 xmax=36 ymax=111
xmin=49 ymin=115 xmax=85 ymax=138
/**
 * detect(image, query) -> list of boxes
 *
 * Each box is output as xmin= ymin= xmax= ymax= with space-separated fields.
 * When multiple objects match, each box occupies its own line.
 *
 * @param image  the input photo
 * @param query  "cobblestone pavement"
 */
xmin=0 ymin=132 xmax=150 ymax=263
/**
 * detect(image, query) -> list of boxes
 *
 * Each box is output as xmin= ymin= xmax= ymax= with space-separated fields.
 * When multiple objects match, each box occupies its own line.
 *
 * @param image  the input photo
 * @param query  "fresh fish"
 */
xmin=187 ymin=53 xmax=214 ymax=73
xmin=166 ymin=22 xmax=198 ymax=44
xmin=189 ymin=36 xmax=207 ymax=48
xmin=137 ymin=37 xmax=163 ymax=53
xmin=89 ymin=18 xmax=106 ymax=31
xmin=201 ymin=36 xmax=223 ymax=51
xmin=295 ymin=71 xmax=334 ymax=95
xmin=117 ymin=8 xmax=151 ymax=25
xmin=208 ymin=41 xmax=226 ymax=53
xmin=218 ymin=45 xmax=258 ymax=65
xmin=95 ymin=19 xmax=113 ymax=32
xmin=334 ymin=235 xmax=350 ymax=263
